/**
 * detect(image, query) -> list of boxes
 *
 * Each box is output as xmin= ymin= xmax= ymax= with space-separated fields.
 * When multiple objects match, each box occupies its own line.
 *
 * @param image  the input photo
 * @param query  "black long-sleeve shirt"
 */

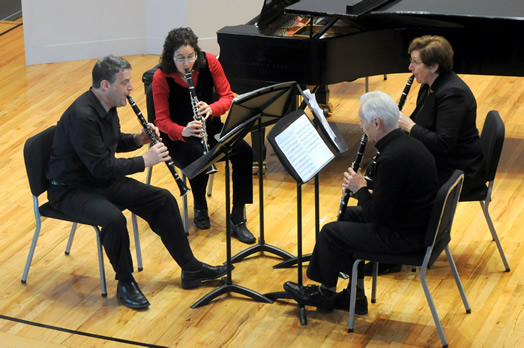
xmin=47 ymin=89 xmax=144 ymax=186
xmin=355 ymin=129 xmax=438 ymax=244
xmin=409 ymin=71 xmax=484 ymax=190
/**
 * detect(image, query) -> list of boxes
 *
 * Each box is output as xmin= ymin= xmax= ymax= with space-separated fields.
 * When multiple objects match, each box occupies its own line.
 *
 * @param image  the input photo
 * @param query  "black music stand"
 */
xmin=263 ymin=109 xmax=339 ymax=325
xmin=221 ymin=81 xmax=300 ymax=264
xmin=273 ymin=90 xmax=348 ymax=269
xmin=183 ymin=116 xmax=273 ymax=308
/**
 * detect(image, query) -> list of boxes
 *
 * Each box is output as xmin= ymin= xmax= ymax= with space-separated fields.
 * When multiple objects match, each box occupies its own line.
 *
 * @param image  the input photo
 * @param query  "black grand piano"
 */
xmin=217 ymin=0 xmax=524 ymax=98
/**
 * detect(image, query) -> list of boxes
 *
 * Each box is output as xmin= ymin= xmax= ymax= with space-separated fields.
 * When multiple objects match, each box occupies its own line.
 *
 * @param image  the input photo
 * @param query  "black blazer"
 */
xmin=409 ymin=71 xmax=485 ymax=193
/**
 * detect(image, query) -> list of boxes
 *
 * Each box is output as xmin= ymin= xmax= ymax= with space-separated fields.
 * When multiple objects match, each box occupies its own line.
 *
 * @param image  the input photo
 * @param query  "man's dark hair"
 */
xmin=92 ymin=55 xmax=131 ymax=88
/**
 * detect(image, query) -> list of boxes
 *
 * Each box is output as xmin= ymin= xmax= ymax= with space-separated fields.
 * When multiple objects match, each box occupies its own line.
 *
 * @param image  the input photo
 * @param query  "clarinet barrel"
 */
xmin=127 ymin=96 xmax=191 ymax=197
xmin=184 ymin=69 xmax=218 ymax=175
xmin=336 ymin=134 xmax=367 ymax=221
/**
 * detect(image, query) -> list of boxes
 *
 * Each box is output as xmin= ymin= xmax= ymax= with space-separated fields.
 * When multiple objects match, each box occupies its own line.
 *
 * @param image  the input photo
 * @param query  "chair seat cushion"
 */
xmin=459 ymin=183 xmax=488 ymax=202
xmin=352 ymin=250 xmax=425 ymax=268
xmin=39 ymin=202 xmax=94 ymax=225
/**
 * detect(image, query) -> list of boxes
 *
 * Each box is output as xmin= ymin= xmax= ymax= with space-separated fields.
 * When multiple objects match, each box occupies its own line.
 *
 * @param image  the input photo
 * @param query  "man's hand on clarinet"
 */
xmin=135 ymin=123 xmax=162 ymax=145
xmin=143 ymin=142 xmax=171 ymax=167
xmin=342 ymin=167 xmax=367 ymax=193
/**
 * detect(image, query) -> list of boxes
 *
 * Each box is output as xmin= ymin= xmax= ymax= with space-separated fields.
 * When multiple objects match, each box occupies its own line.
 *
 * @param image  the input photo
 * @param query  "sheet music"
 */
xmin=302 ymin=89 xmax=339 ymax=150
xmin=275 ymin=113 xmax=334 ymax=183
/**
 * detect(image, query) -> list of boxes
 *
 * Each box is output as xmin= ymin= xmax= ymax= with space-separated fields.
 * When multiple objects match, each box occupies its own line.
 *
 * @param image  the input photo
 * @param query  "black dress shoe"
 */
xmin=283 ymin=281 xmax=335 ymax=312
xmin=194 ymin=209 xmax=210 ymax=229
xmin=334 ymin=288 xmax=368 ymax=315
xmin=117 ymin=280 xmax=150 ymax=309
xmin=364 ymin=262 xmax=402 ymax=276
xmin=181 ymin=263 xmax=228 ymax=289
xmin=230 ymin=220 xmax=256 ymax=244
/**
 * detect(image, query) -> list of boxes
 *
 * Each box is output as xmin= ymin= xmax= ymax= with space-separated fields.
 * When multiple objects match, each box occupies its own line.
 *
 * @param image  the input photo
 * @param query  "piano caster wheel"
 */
xmin=252 ymin=161 xmax=267 ymax=175
xmin=320 ymin=102 xmax=334 ymax=117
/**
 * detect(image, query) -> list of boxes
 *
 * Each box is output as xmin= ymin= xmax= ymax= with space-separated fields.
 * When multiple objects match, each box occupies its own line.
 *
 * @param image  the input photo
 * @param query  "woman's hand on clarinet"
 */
xmin=399 ymin=111 xmax=415 ymax=133
xmin=182 ymin=120 xmax=204 ymax=138
xmin=342 ymin=167 xmax=367 ymax=193
xmin=135 ymin=123 xmax=162 ymax=145
xmin=196 ymin=101 xmax=212 ymax=120
xmin=143 ymin=142 xmax=171 ymax=167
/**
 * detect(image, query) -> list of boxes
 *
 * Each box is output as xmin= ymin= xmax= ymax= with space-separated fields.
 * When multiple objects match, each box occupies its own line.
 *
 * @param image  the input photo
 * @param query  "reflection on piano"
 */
xmin=218 ymin=0 xmax=524 ymax=102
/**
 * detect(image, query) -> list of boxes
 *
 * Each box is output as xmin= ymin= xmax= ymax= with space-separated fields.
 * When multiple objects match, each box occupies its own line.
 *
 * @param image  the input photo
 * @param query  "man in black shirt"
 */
xmin=283 ymin=91 xmax=438 ymax=314
xmin=46 ymin=55 xmax=227 ymax=309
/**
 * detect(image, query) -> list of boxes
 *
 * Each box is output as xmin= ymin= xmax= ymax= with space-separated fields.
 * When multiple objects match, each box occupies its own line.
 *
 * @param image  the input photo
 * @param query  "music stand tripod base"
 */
xmin=191 ymin=282 xmax=273 ymax=309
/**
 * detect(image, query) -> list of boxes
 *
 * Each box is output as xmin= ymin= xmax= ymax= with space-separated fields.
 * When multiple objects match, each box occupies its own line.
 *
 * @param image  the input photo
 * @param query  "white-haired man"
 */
xmin=284 ymin=91 xmax=438 ymax=314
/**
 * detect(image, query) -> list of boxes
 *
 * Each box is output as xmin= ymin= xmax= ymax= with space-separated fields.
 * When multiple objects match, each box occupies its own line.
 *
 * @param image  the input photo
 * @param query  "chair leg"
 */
xmin=480 ymin=199 xmax=510 ymax=271
xmin=181 ymin=173 xmax=189 ymax=235
xmin=145 ymin=163 xmax=153 ymax=185
xmin=64 ymin=222 xmax=78 ymax=255
xmin=131 ymin=213 xmax=143 ymax=271
xmin=371 ymin=262 xmax=378 ymax=303
xmin=21 ymin=209 xmax=43 ymax=284
xmin=444 ymin=246 xmax=471 ymax=313
xmin=207 ymin=173 xmax=214 ymax=197
xmin=93 ymin=226 xmax=107 ymax=297
xmin=348 ymin=259 xmax=363 ymax=332
xmin=420 ymin=259 xmax=449 ymax=347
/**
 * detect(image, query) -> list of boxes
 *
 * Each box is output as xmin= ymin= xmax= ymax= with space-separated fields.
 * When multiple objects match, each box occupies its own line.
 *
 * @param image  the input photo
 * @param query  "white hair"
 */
xmin=359 ymin=91 xmax=399 ymax=130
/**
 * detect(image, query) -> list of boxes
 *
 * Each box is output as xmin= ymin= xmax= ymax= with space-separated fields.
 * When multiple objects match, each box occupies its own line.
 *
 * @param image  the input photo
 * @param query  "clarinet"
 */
xmin=184 ymin=69 xmax=218 ymax=175
xmin=336 ymin=134 xmax=367 ymax=220
xmin=127 ymin=96 xmax=191 ymax=197
xmin=336 ymin=74 xmax=415 ymax=221
xmin=398 ymin=74 xmax=415 ymax=111
xmin=364 ymin=74 xmax=414 ymax=183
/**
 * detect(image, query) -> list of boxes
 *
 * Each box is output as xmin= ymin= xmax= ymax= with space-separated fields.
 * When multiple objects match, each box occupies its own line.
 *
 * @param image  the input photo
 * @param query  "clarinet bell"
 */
xmin=206 ymin=164 xmax=218 ymax=175
xmin=177 ymin=179 xmax=192 ymax=197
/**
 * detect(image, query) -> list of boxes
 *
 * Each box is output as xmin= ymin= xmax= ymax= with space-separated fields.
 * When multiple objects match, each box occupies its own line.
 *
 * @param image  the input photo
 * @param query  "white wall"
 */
xmin=22 ymin=0 xmax=260 ymax=65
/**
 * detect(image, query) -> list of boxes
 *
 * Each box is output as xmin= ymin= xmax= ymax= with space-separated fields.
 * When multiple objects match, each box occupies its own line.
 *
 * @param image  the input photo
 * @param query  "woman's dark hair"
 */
xmin=159 ymin=27 xmax=206 ymax=74
xmin=408 ymin=35 xmax=454 ymax=73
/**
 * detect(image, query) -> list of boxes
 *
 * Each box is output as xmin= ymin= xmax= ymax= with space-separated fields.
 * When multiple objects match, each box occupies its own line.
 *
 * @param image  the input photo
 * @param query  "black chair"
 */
xmin=133 ymin=66 xmax=213 ymax=234
xmin=348 ymin=170 xmax=471 ymax=348
xmin=459 ymin=110 xmax=509 ymax=271
xmin=21 ymin=126 xmax=142 ymax=297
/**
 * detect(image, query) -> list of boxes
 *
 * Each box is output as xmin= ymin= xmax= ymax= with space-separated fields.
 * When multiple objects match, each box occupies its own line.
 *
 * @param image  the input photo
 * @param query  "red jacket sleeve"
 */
xmin=152 ymin=68 xmax=186 ymax=142
xmin=206 ymin=53 xmax=234 ymax=117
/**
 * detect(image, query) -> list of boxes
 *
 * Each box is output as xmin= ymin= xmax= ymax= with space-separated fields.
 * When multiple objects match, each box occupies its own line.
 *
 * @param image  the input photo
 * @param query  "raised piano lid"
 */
xmin=286 ymin=0 xmax=524 ymax=25
xmin=375 ymin=0 xmax=524 ymax=21
xmin=218 ymin=0 xmax=524 ymax=92
xmin=258 ymin=0 xmax=300 ymax=27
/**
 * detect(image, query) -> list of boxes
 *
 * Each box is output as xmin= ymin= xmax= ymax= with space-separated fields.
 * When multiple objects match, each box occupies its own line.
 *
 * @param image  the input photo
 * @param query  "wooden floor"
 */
xmin=1 ymin=21 xmax=524 ymax=348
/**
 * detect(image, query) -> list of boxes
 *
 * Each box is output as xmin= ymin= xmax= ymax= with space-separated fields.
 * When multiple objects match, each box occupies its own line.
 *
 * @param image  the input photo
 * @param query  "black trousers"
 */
xmin=307 ymin=206 xmax=423 ymax=288
xmin=166 ymin=134 xmax=253 ymax=210
xmin=48 ymin=177 xmax=196 ymax=281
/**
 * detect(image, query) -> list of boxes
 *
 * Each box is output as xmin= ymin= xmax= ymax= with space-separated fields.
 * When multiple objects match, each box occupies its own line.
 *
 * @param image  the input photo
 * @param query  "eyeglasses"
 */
xmin=174 ymin=54 xmax=198 ymax=64
xmin=409 ymin=57 xmax=422 ymax=65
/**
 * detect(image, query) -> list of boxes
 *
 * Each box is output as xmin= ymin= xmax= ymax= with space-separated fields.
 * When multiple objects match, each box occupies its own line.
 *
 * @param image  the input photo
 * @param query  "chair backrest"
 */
xmin=426 ymin=170 xmax=464 ymax=266
xmin=145 ymin=83 xmax=157 ymax=124
xmin=142 ymin=65 xmax=160 ymax=124
xmin=480 ymin=110 xmax=505 ymax=182
xmin=23 ymin=126 xmax=56 ymax=197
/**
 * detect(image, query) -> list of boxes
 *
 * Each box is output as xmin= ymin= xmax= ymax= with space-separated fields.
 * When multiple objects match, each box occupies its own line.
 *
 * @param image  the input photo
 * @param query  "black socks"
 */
xmin=231 ymin=204 xmax=245 ymax=224
xmin=181 ymin=258 xmax=203 ymax=272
